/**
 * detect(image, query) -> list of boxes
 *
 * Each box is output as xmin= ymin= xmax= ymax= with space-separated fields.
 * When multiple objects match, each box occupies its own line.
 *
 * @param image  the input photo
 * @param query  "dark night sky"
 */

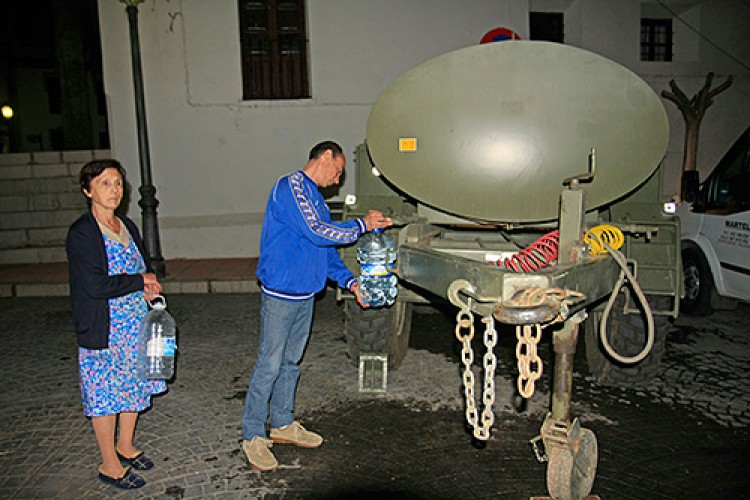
xmin=2 ymin=0 xmax=106 ymax=151
xmin=3 ymin=0 xmax=101 ymax=70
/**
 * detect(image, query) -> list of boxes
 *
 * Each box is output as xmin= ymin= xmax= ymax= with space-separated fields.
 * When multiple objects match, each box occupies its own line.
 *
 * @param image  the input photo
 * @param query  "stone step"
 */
xmin=0 ymin=245 xmax=67 ymax=264
xmin=0 ymin=258 xmax=260 ymax=297
xmin=0 ymin=149 xmax=106 ymax=263
xmin=0 ymin=209 xmax=84 ymax=230
xmin=0 ymin=177 xmax=81 ymax=200
xmin=0 ymin=227 xmax=69 ymax=250
xmin=0 ymin=191 xmax=85 ymax=213
xmin=0 ymin=149 xmax=108 ymax=171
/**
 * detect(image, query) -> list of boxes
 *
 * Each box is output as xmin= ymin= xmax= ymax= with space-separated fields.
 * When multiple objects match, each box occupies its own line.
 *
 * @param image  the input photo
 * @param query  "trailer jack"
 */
xmin=449 ymin=280 xmax=599 ymax=499
xmin=533 ymin=317 xmax=599 ymax=500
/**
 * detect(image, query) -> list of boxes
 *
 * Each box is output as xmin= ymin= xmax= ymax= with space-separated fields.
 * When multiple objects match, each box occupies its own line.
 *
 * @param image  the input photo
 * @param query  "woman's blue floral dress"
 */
xmin=78 ymin=230 xmax=166 ymax=417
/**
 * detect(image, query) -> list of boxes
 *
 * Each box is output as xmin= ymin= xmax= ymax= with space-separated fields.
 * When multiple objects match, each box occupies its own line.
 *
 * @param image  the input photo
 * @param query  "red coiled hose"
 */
xmin=492 ymin=230 xmax=559 ymax=272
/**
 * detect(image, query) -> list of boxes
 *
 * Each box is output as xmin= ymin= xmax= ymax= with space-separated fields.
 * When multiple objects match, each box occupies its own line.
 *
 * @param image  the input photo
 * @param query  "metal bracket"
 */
xmin=563 ymin=147 xmax=597 ymax=188
xmin=539 ymin=412 xmax=582 ymax=451
xmin=494 ymin=301 xmax=559 ymax=325
xmin=358 ymin=352 xmax=388 ymax=394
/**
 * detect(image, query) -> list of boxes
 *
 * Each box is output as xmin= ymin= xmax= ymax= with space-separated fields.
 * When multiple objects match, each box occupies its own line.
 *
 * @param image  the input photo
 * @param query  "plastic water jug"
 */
xmin=357 ymin=228 xmax=398 ymax=307
xmin=137 ymin=295 xmax=177 ymax=379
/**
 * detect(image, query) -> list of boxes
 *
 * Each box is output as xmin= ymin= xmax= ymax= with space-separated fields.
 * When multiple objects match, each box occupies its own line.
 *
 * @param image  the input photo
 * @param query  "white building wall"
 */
xmin=632 ymin=1 xmax=749 ymax=197
xmin=98 ymin=0 xmax=528 ymax=259
xmin=97 ymin=0 xmax=750 ymax=260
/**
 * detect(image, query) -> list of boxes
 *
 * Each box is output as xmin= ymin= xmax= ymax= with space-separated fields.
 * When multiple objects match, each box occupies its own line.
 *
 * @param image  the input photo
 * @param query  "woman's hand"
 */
xmin=142 ymin=273 xmax=163 ymax=301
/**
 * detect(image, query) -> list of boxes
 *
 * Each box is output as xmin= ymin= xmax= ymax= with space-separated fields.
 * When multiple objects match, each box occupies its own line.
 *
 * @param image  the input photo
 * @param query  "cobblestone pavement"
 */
xmin=0 ymin=293 xmax=748 ymax=499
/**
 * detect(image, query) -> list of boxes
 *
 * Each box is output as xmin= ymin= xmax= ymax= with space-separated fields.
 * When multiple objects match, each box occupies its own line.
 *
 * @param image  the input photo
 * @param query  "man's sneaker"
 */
xmin=270 ymin=422 xmax=323 ymax=448
xmin=242 ymin=437 xmax=278 ymax=471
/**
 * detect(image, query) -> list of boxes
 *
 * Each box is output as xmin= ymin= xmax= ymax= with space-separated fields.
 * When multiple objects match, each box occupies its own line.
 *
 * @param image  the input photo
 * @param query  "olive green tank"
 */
xmin=366 ymin=41 xmax=669 ymax=224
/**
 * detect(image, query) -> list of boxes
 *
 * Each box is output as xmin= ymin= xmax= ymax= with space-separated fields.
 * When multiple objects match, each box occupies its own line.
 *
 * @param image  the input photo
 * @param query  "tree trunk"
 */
xmin=683 ymin=120 xmax=700 ymax=172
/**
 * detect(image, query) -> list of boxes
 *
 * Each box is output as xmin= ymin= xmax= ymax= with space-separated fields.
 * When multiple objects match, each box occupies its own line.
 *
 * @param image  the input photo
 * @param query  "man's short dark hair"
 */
xmin=309 ymin=141 xmax=343 ymax=160
xmin=79 ymin=159 xmax=127 ymax=194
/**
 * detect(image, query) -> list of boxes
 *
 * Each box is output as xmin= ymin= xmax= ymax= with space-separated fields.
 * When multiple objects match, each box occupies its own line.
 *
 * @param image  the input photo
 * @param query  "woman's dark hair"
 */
xmin=309 ymin=141 xmax=343 ymax=160
xmin=79 ymin=159 xmax=127 ymax=195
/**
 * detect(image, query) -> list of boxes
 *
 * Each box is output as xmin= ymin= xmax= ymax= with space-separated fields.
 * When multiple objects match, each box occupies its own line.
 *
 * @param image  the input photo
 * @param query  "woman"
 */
xmin=66 ymin=159 xmax=166 ymax=489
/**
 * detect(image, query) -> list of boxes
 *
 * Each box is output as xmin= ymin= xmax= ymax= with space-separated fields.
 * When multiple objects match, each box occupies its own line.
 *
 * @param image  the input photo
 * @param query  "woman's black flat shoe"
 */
xmin=98 ymin=467 xmax=146 ymax=489
xmin=117 ymin=451 xmax=154 ymax=470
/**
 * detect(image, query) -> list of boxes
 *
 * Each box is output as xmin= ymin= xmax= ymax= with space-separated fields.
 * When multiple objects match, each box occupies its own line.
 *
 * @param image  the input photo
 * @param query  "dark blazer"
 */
xmin=66 ymin=211 xmax=152 ymax=349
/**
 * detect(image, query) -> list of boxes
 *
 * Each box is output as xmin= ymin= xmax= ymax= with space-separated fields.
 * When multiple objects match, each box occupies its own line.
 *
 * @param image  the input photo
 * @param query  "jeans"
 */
xmin=242 ymin=293 xmax=314 ymax=440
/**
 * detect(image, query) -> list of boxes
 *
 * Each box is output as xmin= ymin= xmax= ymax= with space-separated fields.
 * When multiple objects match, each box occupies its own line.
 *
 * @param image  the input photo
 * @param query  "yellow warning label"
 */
xmin=399 ymin=138 xmax=417 ymax=152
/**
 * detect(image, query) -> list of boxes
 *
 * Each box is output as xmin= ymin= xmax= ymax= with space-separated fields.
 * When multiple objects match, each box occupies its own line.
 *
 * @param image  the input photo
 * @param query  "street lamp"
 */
xmin=119 ymin=0 xmax=166 ymax=277
xmin=1 ymin=103 xmax=13 ymax=119
xmin=0 ymin=103 xmax=12 ymax=153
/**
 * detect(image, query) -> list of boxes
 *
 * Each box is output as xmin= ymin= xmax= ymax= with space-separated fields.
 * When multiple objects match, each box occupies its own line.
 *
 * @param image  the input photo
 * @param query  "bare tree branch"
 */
xmin=661 ymin=73 xmax=734 ymax=191
xmin=661 ymin=79 xmax=688 ymax=106
xmin=707 ymin=75 xmax=734 ymax=100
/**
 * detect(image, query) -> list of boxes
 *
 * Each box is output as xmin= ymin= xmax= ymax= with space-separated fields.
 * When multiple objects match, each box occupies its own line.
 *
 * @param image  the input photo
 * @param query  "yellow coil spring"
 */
xmin=584 ymin=225 xmax=624 ymax=255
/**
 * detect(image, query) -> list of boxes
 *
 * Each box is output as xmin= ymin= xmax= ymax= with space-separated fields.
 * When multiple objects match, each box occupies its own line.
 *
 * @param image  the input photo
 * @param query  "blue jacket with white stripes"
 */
xmin=256 ymin=170 xmax=367 ymax=300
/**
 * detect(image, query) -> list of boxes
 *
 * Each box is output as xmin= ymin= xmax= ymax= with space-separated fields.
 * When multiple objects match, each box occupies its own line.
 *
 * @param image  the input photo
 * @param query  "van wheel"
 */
xmin=344 ymin=300 xmax=413 ymax=369
xmin=681 ymin=248 xmax=714 ymax=316
xmin=584 ymin=293 xmax=669 ymax=386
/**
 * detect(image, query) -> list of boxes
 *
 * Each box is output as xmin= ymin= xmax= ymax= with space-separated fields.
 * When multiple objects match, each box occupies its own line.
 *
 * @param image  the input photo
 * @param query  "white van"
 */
xmin=678 ymin=126 xmax=750 ymax=315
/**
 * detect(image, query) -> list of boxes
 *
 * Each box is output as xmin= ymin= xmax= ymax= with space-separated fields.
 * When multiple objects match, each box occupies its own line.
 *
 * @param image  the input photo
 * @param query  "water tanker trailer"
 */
xmin=340 ymin=40 xmax=681 ymax=499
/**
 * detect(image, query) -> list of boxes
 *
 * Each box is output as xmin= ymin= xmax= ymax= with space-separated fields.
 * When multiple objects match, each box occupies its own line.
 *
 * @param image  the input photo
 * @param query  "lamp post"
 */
xmin=119 ymin=0 xmax=165 ymax=277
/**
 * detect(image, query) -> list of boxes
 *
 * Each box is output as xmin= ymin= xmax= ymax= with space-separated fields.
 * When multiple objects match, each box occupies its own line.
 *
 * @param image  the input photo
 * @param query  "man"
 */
xmin=242 ymin=141 xmax=392 ymax=471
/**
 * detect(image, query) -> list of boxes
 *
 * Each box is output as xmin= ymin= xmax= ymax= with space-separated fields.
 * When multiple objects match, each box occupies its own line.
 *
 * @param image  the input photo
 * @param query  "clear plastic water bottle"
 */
xmin=137 ymin=295 xmax=177 ymax=379
xmin=357 ymin=228 xmax=398 ymax=308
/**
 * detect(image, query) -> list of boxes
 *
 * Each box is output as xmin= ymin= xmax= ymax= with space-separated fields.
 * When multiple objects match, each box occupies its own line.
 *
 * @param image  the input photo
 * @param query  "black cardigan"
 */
xmin=66 ymin=211 xmax=152 ymax=349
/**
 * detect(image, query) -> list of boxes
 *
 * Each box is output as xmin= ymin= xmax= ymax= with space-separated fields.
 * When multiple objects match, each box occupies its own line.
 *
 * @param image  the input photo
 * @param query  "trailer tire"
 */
xmin=344 ymin=300 xmax=413 ymax=369
xmin=584 ymin=294 xmax=669 ymax=386
xmin=680 ymin=247 xmax=714 ymax=316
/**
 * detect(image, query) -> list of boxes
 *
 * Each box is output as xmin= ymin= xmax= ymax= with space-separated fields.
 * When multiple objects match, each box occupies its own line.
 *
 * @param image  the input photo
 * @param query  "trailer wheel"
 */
xmin=546 ymin=428 xmax=597 ymax=500
xmin=680 ymin=248 xmax=714 ymax=316
xmin=584 ymin=293 xmax=669 ymax=386
xmin=344 ymin=300 xmax=413 ymax=369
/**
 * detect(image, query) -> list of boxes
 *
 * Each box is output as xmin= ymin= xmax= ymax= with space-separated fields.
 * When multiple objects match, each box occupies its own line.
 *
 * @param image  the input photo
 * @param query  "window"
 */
xmin=704 ymin=128 xmax=750 ymax=215
xmin=641 ymin=18 xmax=672 ymax=61
xmin=238 ymin=0 xmax=310 ymax=100
xmin=530 ymin=12 xmax=564 ymax=43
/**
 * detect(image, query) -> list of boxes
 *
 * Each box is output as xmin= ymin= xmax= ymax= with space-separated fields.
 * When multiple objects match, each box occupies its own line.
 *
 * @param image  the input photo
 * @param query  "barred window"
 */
xmin=641 ymin=18 xmax=673 ymax=61
xmin=238 ymin=0 xmax=310 ymax=100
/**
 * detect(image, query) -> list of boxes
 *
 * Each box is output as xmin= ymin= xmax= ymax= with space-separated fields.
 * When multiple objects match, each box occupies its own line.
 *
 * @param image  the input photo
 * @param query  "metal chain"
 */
xmin=477 ymin=315 xmax=498 ymax=440
xmin=515 ymin=324 xmax=543 ymax=398
xmin=509 ymin=287 xmax=585 ymax=399
xmin=453 ymin=285 xmax=585 ymax=437
xmin=455 ymin=304 xmax=500 ymax=441
xmin=455 ymin=305 xmax=477 ymax=433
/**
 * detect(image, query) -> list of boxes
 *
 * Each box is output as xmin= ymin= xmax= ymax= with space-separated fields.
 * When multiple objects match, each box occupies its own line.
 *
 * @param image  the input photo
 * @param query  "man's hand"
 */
xmin=350 ymin=282 xmax=370 ymax=309
xmin=362 ymin=210 xmax=392 ymax=232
